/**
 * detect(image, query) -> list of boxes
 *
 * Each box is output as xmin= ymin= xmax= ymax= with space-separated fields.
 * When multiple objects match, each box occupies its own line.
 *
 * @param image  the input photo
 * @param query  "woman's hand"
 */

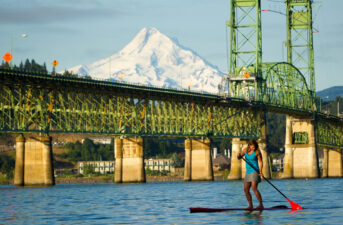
xmin=237 ymin=153 xmax=242 ymax=160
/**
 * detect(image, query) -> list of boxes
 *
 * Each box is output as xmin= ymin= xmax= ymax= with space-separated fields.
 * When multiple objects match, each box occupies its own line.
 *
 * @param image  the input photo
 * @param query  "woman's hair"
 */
xmin=248 ymin=139 xmax=259 ymax=151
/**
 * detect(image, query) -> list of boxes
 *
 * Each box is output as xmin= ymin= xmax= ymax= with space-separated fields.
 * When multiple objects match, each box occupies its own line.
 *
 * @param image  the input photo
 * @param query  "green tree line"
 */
xmin=1 ymin=59 xmax=48 ymax=73
xmin=318 ymin=96 xmax=343 ymax=116
xmin=0 ymin=59 xmax=88 ymax=78
xmin=0 ymin=154 xmax=15 ymax=179
xmin=60 ymin=138 xmax=114 ymax=162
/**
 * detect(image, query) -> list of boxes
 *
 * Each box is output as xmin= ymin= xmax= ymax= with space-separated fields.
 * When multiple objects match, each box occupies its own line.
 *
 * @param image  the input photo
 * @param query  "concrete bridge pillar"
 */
xmin=258 ymin=116 xmax=271 ymax=179
xmin=184 ymin=139 xmax=213 ymax=181
xmin=228 ymin=138 xmax=247 ymax=180
xmin=282 ymin=116 xmax=293 ymax=178
xmin=184 ymin=139 xmax=192 ymax=181
xmin=14 ymin=135 xmax=25 ymax=186
xmin=282 ymin=115 xmax=319 ymax=179
xmin=258 ymin=140 xmax=271 ymax=179
xmin=328 ymin=149 xmax=342 ymax=177
xmin=322 ymin=148 xmax=328 ymax=178
xmin=14 ymin=136 xmax=55 ymax=186
xmin=114 ymin=137 xmax=145 ymax=183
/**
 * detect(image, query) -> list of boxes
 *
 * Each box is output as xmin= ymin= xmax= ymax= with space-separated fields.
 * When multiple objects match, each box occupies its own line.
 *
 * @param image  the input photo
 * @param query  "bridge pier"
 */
xmin=282 ymin=116 xmax=293 ymax=178
xmin=14 ymin=135 xmax=25 ymax=186
xmin=227 ymin=138 xmax=246 ymax=180
xmin=114 ymin=137 xmax=145 ymax=183
xmin=258 ymin=116 xmax=271 ymax=179
xmin=322 ymin=148 xmax=342 ymax=178
xmin=184 ymin=139 xmax=213 ymax=181
xmin=282 ymin=115 xmax=319 ymax=179
xmin=14 ymin=135 xmax=55 ymax=186
xmin=258 ymin=139 xmax=271 ymax=179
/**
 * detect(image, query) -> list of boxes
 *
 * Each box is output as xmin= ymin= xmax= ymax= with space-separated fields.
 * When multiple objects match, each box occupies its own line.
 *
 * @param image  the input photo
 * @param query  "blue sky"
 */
xmin=0 ymin=0 xmax=342 ymax=91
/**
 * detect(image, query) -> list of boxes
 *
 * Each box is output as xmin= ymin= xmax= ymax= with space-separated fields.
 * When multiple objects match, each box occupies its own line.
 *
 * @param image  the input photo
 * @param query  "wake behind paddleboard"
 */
xmin=190 ymin=205 xmax=288 ymax=213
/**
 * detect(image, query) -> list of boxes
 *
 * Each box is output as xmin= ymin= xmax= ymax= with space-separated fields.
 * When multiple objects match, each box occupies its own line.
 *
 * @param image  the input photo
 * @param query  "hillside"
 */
xmin=317 ymin=86 xmax=343 ymax=101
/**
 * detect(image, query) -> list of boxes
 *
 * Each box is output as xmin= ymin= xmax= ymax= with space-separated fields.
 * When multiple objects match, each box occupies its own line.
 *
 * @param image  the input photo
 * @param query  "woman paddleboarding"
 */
xmin=237 ymin=139 xmax=264 ymax=210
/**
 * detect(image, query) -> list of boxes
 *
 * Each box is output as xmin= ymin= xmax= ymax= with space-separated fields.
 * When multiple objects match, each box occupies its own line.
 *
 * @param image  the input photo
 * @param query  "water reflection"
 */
xmin=244 ymin=210 xmax=264 ymax=224
xmin=0 ymin=179 xmax=342 ymax=224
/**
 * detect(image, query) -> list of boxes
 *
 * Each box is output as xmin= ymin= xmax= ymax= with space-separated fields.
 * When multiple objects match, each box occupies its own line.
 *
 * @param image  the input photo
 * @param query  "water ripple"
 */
xmin=0 ymin=179 xmax=343 ymax=224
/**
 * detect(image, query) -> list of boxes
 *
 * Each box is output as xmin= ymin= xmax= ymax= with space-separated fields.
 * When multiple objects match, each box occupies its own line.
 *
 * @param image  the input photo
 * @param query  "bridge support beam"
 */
xmin=323 ymin=148 xmax=342 ymax=178
xmin=322 ymin=148 xmax=329 ymax=178
xmin=14 ymin=135 xmax=25 ymax=186
xmin=114 ymin=137 xmax=145 ymax=183
xmin=14 ymin=136 xmax=55 ymax=186
xmin=227 ymin=138 xmax=247 ymax=180
xmin=282 ymin=116 xmax=293 ymax=178
xmin=258 ymin=114 xmax=271 ymax=179
xmin=282 ymin=115 xmax=319 ymax=178
xmin=258 ymin=140 xmax=271 ymax=179
xmin=184 ymin=139 xmax=213 ymax=181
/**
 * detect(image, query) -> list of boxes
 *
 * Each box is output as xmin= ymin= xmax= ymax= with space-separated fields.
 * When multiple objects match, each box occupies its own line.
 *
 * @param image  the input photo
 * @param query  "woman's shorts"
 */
xmin=244 ymin=172 xmax=261 ymax=183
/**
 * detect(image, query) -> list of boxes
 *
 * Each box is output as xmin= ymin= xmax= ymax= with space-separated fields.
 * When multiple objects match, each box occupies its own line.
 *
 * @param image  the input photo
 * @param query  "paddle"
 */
xmin=241 ymin=157 xmax=302 ymax=211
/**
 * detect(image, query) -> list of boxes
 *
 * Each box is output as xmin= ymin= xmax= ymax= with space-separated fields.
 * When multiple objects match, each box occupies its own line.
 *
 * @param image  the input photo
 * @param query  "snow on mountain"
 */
xmin=66 ymin=27 xmax=224 ymax=93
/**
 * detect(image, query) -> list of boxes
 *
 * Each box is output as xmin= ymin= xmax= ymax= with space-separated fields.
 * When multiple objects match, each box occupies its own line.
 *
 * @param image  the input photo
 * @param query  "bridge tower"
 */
xmin=226 ymin=0 xmax=271 ymax=179
xmin=282 ymin=0 xmax=319 ymax=178
xmin=226 ymin=0 xmax=262 ymax=101
xmin=286 ymin=0 xmax=315 ymax=96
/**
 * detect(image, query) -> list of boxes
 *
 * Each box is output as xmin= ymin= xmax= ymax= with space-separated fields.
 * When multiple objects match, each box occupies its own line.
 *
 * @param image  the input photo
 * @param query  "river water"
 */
xmin=0 ymin=178 xmax=342 ymax=224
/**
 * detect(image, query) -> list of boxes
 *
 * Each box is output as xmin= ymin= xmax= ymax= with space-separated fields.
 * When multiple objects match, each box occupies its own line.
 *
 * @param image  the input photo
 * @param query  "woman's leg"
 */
xmin=251 ymin=182 xmax=263 ymax=209
xmin=244 ymin=182 xmax=253 ymax=209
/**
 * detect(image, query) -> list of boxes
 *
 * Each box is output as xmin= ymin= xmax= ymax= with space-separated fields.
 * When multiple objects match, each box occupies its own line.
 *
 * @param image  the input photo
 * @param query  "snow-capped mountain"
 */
xmin=66 ymin=27 xmax=224 ymax=93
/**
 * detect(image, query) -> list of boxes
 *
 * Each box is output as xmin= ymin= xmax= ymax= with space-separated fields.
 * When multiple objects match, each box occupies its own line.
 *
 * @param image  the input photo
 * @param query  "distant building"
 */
xmin=272 ymin=154 xmax=284 ymax=171
xmin=78 ymin=159 xmax=175 ymax=175
xmin=78 ymin=161 xmax=115 ymax=175
xmin=0 ymin=144 xmax=15 ymax=153
xmin=144 ymin=159 xmax=175 ymax=172
xmin=212 ymin=148 xmax=230 ymax=171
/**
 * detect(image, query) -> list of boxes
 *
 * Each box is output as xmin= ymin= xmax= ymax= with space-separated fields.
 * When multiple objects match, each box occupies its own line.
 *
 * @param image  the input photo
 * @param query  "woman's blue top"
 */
xmin=245 ymin=151 xmax=259 ymax=174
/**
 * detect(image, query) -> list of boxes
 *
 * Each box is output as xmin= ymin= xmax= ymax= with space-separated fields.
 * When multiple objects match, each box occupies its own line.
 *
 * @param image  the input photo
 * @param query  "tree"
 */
xmin=170 ymin=153 xmax=184 ymax=168
xmin=81 ymin=138 xmax=96 ymax=161
xmin=61 ymin=138 xmax=114 ymax=162
xmin=83 ymin=164 xmax=94 ymax=176
xmin=0 ymin=155 xmax=15 ymax=178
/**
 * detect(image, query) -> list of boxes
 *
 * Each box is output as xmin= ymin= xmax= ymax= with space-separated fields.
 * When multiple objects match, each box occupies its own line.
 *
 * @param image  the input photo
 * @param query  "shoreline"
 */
xmin=1 ymin=175 xmax=230 ymax=185
xmin=0 ymin=172 xmax=284 ymax=185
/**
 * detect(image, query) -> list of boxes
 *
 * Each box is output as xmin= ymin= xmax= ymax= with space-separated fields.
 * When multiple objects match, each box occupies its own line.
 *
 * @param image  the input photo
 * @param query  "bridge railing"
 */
xmin=0 ymin=67 xmax=219 ymax=97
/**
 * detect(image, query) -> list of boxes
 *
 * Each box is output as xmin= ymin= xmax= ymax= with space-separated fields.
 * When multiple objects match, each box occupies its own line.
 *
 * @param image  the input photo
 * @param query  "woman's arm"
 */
xmin=237 ymin=146 xmax=248 ymax=159
xmin=256 ymin=150 xmax=263 ymax=176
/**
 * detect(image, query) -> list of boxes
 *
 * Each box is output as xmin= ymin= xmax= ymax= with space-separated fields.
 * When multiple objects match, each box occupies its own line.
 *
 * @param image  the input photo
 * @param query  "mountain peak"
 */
xmin=66 ymin=27 xmax=223 ymax=93
xmin=121 ymin=27 xmax=173 ymax=55
xmin=140 ymin=27 xmax=160 ymax=36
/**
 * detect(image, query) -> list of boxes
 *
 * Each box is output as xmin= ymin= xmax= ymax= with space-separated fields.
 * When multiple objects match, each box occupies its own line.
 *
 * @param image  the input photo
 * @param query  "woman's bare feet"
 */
xmin=255 ymin=204 xmax=264 ymax=210
xmin=246 ymin=205 xmax=254 ymax=211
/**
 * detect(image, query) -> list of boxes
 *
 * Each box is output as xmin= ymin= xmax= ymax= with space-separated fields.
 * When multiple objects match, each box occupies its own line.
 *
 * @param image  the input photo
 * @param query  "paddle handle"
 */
xmin=241 ymin=157 xmax=288 ymax=200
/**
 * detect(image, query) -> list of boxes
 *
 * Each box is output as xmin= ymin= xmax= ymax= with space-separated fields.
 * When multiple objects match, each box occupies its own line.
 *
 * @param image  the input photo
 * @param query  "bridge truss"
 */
xmin=0 ymin=68 xmax=342 ymax=147
xmin=0 ymin=69 xmax=262 ymax=139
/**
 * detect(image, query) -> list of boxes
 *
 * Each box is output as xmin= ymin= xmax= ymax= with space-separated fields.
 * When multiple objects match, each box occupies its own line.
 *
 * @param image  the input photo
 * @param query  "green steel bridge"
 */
xmin=1 ymin=0 xmax=342 ymax=148
xmin=0 ymin=66 xmax=342 ymax=148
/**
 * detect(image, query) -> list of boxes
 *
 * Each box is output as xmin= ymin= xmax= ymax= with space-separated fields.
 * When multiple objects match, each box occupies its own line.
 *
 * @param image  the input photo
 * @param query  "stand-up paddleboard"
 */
xmin=190 ymin=205 xmax=289 ymax=213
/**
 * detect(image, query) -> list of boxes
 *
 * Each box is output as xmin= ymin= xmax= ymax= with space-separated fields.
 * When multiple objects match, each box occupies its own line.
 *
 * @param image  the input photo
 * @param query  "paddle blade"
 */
xmin=287 ymin=198 xmax=302 ymax=211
